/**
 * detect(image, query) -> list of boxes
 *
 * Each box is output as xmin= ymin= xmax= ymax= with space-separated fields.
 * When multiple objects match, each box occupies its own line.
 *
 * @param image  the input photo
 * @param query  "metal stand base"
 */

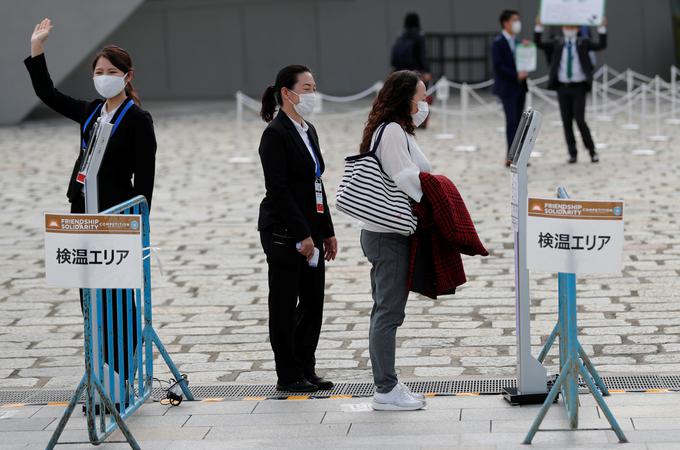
xmin=502 ymin=387 xmax=551 ymax=406
xmin=454 ymin=144 xmax=477 ymax=152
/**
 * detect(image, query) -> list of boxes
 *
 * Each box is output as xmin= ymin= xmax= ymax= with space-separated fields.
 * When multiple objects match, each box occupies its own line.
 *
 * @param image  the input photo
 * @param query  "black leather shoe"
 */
xmin=276 ymin=379 xmax=319 ymax=393
xmin=590 ymin=152 xmax=600 ymax=163
xmin=568 ymin=156 xmax=577 ymax=164
xmin=306 ymin=374 xmax=334 ymax=390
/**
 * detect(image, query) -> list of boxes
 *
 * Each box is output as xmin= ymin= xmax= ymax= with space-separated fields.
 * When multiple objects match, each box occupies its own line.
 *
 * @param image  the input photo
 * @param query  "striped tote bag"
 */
xmin=336 ymin=124 xmax=417 ymax=235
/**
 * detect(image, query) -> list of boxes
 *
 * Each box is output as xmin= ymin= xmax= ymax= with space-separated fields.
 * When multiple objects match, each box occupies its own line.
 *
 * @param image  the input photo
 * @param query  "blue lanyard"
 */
xmin=81 ymin=99 xmax=134 ymax=148
xmin=306 ymin=130 xmax=322 ymax=178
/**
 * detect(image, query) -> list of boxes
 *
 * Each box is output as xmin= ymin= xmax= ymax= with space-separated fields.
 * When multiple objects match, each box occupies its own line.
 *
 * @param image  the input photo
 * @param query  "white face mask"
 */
xmin=411 ymin=100 xmax=429 ymax=127
xmin=563 ymin=28 xmax=578 ymax=39
xmin=511 ymin=20 xmax=522 ymax=35
xmin=93 ymin=73 xmax=127 ymax=99
xmin=289 ymin=90 xmax=316 ymax=118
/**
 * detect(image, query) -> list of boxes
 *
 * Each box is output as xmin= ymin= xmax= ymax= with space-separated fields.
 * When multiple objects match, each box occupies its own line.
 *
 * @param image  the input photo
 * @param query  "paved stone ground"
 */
xmin=2 ymin=392 xmax=680 ymax=448
xmin=0 ymin=98 xmax=679 ymax=389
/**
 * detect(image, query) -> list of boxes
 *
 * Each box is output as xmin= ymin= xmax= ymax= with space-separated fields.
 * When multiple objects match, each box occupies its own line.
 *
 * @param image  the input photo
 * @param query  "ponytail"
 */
xmin=260 ymin=85 xmax=277 ymax=122
xmin=125 ymin=80 xmax=141 ymax=106
xmin=260 ymin=64 xmax=312 ymax=123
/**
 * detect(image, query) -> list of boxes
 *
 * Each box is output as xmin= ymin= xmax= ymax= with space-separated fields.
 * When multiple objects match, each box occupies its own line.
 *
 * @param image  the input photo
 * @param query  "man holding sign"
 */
xmin=534 ymin=11 xmax=607 ymax=164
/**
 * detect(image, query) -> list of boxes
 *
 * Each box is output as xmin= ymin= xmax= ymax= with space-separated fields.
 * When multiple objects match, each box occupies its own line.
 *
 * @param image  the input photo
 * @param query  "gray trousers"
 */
xmin=360 ymin=230 xmax=410 ymax=393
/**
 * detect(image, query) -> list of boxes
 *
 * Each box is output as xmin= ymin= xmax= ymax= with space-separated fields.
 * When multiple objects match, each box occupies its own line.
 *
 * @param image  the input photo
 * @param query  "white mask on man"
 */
xmin=511 ymin=20 xmax=522 ymax=35
xmin=289 ymin=90 xmax=317 ymax=118
xmin=93 ymin=74 xmax=127 ymax=99
xmin=411 ymin=100 xmax=429 ymax=127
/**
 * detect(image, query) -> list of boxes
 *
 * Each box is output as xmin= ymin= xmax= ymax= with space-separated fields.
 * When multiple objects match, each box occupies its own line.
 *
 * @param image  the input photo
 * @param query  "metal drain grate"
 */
xmin=600 ymin=375 xmax=665 ymax=392
xmin=1 ymin=374 xmax=677 ymax=405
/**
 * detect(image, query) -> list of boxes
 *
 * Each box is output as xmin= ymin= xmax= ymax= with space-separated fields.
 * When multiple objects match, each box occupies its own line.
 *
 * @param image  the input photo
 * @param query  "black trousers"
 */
xmin=260 ymin=226 xmax=325 ymax=383
xmin=500 ymin=91 xmax=526 ymax=156
xmin=557 ymin=82 xmax=596 ymax=157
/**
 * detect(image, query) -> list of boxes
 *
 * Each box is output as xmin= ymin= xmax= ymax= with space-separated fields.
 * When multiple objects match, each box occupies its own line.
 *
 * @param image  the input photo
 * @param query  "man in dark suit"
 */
xmin=535 ymin=18 xmax=608 ymax=163
xmin=492 ymin=9 xmax=529 ymax=166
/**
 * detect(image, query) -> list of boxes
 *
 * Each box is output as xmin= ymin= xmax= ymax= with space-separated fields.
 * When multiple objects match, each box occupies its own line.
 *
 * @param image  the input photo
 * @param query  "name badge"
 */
xmin=315 ymin=178 xmax=324 ymax=214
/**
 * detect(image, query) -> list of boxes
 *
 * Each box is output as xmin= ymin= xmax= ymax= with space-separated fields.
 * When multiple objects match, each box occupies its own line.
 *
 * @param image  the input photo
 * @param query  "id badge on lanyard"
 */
xmin=315 ymin=177 xmax=324 ymax=214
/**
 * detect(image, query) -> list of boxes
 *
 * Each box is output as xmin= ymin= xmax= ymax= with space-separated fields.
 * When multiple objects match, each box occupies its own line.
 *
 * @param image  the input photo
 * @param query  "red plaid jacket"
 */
xmin=407 ymin=173 xmax=488 ymax=299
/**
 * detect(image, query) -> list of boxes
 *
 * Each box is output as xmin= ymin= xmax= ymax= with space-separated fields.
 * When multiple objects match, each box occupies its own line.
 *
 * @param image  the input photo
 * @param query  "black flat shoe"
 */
xmin=306 ymin=374 xmax=334 ymax=390
xmin=590 ymin=153 xmax=600 ymax=163
xmin=568 ymin=156 xmax=577 ymax=164
xmin=276 ymin=379 xmax=319 ymax=393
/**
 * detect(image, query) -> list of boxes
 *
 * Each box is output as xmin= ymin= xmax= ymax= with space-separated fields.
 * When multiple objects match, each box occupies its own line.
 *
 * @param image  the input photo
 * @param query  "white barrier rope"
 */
xmin=235 ymin=65 xmax=680 ymax=130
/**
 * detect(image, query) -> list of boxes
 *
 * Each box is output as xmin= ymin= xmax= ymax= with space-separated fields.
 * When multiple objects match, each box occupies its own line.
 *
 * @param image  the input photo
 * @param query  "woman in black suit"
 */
xmin=258 ymin=65 xmax=337 ymax=392
xmin=25 ymin=18 xmax=156 ymax=214
xmin=25 ymin=18 xmax=156 ymax=394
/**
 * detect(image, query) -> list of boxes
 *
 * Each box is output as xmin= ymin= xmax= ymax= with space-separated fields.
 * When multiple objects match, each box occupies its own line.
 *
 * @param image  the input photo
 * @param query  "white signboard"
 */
xmin=540 ymin=0 xmax=605 ymax=26
xmin=526 ymin=198 xmax=623 ymax=274
xmin=515 ymin=43 xmax=537 ymax=72
xmin=44 ymin=213 xmax=143 ymax=288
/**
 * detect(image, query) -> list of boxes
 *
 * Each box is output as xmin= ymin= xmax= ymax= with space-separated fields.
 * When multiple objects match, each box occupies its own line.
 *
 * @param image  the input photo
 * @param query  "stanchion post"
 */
xmin=236 ymin=91 xmax=243 ymax=130
xmin=435 ymin=77 xmax=454 ymax=140
xmin=454 ymin=83 xmax=477 ymax=151
xmin=648 ymin=76 xmax=669 ymax=142
xmin=597 ymin=65 xmax=613 ymax=122
xmin=669 ymin=66 xmax=680 ymax=125
xmin=621 ymin=69 xmax=639 ymax=130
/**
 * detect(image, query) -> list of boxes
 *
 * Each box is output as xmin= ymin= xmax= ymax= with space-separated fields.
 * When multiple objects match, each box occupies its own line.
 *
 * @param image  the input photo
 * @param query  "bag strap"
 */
xmin=369 ymin=123 xmax=388 ymax=155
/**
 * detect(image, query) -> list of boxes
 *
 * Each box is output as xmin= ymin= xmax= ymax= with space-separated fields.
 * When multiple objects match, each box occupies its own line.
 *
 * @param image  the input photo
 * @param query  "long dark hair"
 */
xmin=359 ymin=70 xmax=419 ymax=153
xmin=260 ymin=65 xmax=311 ymax=122
xmin=91 ymin=45 xmax=141 ymax=106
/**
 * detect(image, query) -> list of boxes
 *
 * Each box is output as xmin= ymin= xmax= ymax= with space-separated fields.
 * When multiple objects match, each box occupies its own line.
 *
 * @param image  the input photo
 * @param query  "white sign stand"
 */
xmin=505 ymin=109 xmax=549 ymax=405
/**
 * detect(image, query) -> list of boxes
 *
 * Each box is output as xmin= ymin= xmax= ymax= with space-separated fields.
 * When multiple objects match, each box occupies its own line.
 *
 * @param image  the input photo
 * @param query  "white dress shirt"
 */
xmin=100 ymin=101 xmax=121 ymax=124
xmin=361 ymin=122 xmax=432 ymax=235
xmin=502 ymin=29 xmax=516 ymax=54
xmin=286 ymin=113 xmax=319 ymax=174
xmin=558 ymin=37 xmax=586 ymax=83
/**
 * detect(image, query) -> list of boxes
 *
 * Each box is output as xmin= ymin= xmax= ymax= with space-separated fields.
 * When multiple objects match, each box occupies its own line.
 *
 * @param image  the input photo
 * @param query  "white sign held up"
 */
xmin=540 ymin=0 xmax=606 ymax=26
xmin=526 ymin=198 xmax=623 ymax=275
xmin=44 ymin=213 xmax=143 ymax=289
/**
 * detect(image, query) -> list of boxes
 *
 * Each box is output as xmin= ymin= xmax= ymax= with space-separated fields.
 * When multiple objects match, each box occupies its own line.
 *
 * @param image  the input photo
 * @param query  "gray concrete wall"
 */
xmin=0 ymin=0 xmax=144 ymax=124
xmin=5 ymin=0 xmax=676 ymax=122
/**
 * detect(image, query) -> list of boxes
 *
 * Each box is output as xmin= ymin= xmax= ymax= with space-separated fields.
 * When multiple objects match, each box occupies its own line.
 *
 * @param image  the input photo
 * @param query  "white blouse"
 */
xmin=361 ymin=122 xmax=432 ymax=235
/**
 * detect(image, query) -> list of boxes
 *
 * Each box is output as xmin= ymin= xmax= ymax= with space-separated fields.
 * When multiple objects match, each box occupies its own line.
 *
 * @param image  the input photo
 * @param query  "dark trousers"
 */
xmin=500 ymin=91 xmax=526 ymax=157
xmin=557 ymin=82 xmax=595 ymax=157
xmin=260 ymin=226 xmax=325 ymax=383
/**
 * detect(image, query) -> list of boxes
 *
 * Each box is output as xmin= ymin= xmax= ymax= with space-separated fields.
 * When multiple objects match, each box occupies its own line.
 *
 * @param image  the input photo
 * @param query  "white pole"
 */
xmin=236 ymin=91 xmax=243 ymax=130
xmin=668 ymin=66 xmax=680 ymax=125
xmin=454 ymin=83 xmax=477 ymax=151
xmin=648 ymin=76 xmax=668 ymax=141
xmin=632 ymin=83 xmax=655 ymax=155
xmin=436 ymin=77 xmax=454 ymax=140
xmin=621 ymin=70 xmax=639 ymax=130
xmin=597 ymin=65 xmax=612 ymax=122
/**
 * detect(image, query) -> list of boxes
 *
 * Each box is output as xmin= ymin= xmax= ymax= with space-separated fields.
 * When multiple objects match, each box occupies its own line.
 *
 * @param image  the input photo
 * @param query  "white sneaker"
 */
xmin=398 ymin=382 xmax=426 ymax=402
xmin=372 ymin=383 xmax=425 ymax=411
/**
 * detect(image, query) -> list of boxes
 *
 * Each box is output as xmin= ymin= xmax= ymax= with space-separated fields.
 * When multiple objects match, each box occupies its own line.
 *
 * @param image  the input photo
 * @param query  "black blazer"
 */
xmin=491 ymin=34 xmax=528 ymax=98
xmin=258 ymin=110 xmax=334 ymax=242
xmin=534 ymin=30 xmax=607 ymax=91
xmin=24 ymin=53 xmax=156 ymax=213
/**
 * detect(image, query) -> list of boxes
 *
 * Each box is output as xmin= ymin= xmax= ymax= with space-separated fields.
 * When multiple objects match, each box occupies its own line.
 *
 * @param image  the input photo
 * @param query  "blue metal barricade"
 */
xmin=523 ymin=187 xmax=627 ymax=444
xmin=47 ymin=196 xmax=193 ymax=449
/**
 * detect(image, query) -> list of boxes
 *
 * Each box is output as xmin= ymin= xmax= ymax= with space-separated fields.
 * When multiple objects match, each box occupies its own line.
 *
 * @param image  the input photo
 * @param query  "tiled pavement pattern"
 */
xmin=0 ymin=99 xmax=678 ymax=389
xmin=2 ymin=392 xmax=680 ymax=448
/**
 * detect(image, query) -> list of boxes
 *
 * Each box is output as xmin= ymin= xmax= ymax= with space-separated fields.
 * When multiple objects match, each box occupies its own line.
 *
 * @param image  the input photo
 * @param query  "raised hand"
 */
xmin=30 ymin=18 xmax=53 ymax=57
